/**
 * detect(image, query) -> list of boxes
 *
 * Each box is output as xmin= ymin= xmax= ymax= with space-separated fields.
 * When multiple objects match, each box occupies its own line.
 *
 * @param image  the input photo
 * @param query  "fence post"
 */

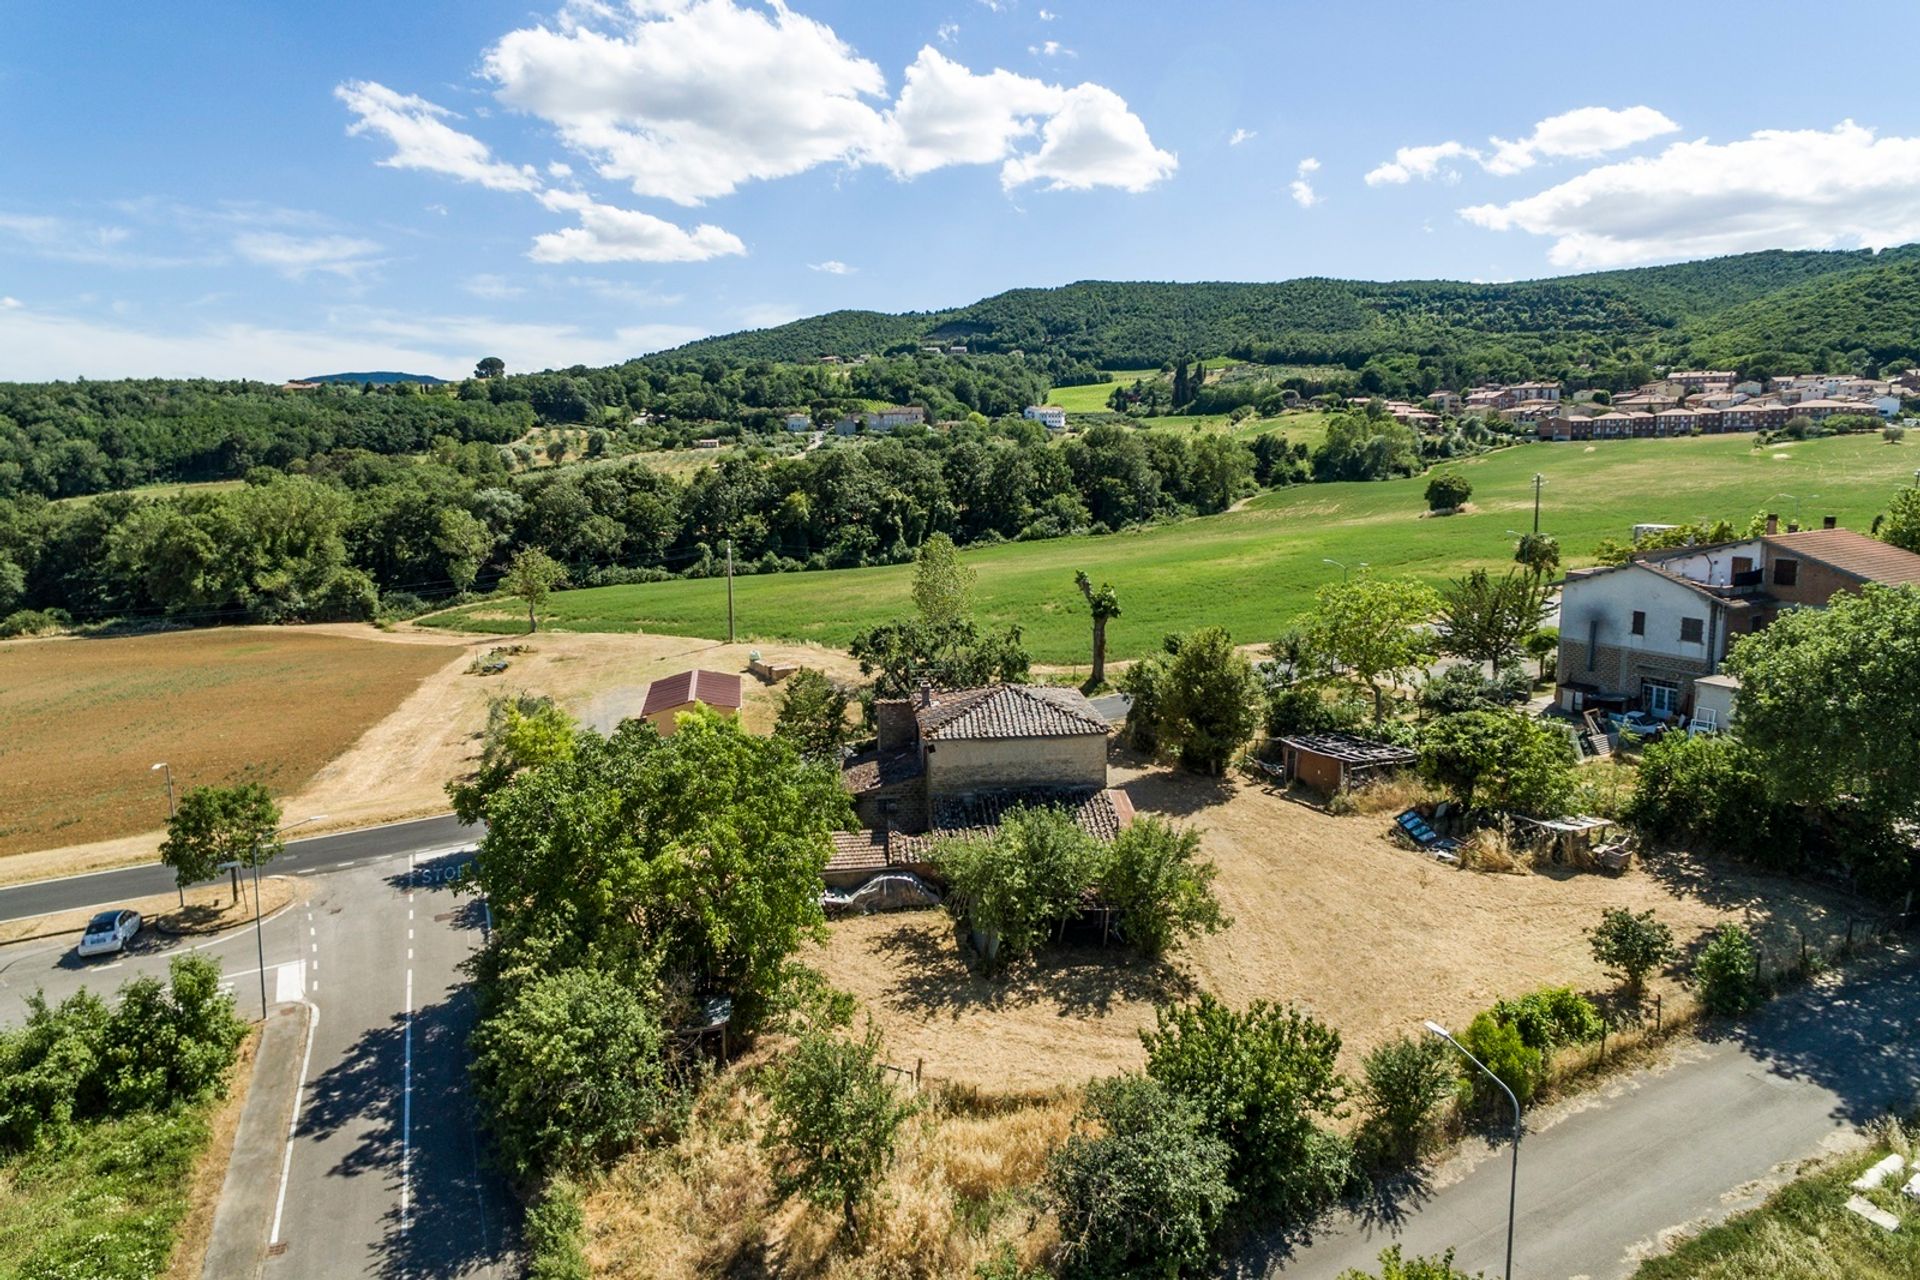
xmin=1654 ymin=993 xmax=1662 ymax=1034
xmin=915 ymin=1057 xmax=923 ymax=1086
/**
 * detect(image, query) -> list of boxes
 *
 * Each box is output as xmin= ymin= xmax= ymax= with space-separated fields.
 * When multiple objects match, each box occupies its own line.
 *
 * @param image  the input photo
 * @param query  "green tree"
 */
xmin=1514 ymin=531 xmax=1561 ymax=578
xmin=1876 ymin=485 xmax=1920 ymax=555
xmin=936 ymin=806 xmax=1103 ymax=963
xmin=1354 ymin=1035 xmax=1455 ymax=1165
xmin=469 ymin=967 xmax=666 ymax=1178
xmin=474 ymin=356 xmax=507 ymax=379
xmin=433 ymin=506 xmax=491 ymax=593
xmin=1437 ymin=569 xmax=1550 ymax=675
xmin=1189 ymin=433 xmax=1254 ymax=513
xmin=763 ymin=1024 xmax=914 ymax=1234
xmin=1694 ymin=923 xmax=1762 ymax=1015
xmin=847 ymin=616 xmax=1030 ymax=699
xmin=1724 ymin=584 xmax=1920 ymax=892
xmin=1074 ymin=570 xmax=1121 ymax=687
xmin=1157 ymin=626 xmax=1263 ymax=775
xmin=773 ymin=667 xmax=850 ymax=762
xmin=448 ymin=694 xmax=577 ymax=824
xmin=1419 ymin=710 xmax=1575 ymax=815
xmin=1119 ymin=648 xmax=1169 ymax=752
xmin=1586 ymin=907 xmax=1676 ymax=995
xmin=1458 ymin=1012 xmax=1541 ymax=1107
xmin=1302 ymin=572 xmax=1442 ymax=722
xmin=1098 ymin=815 xmax=1228 ymax=958
xmin=98 ymin=955 xmax=247 ymax=1115
xmin=1337 ymin=1245 xmax=1484 ymax=1279
xmin=1141 ymin=993 xmax=1350 ymax=1217
xmin=470 ymin=710 xmax=852 ymax=1014
xmin=1425 ymin=470 xmax=1472 ymax=512
xmin=159 ymin=783 xmax=283 ymax=893
xmin=910 ymin=532 xmax=975 ymax=627
xmin=1523 ymin=627 xmax=1559 ymax=682
xmin=1046 ymin=1075 xmax=1236 ymax=1279
xmin=502 ymin=546 xmax=566 ymax=633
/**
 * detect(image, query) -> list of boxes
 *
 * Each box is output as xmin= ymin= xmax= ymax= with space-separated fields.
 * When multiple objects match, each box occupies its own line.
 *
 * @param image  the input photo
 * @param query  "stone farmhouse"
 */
xmin=829 ymin=684 xmax=1134 ymax=889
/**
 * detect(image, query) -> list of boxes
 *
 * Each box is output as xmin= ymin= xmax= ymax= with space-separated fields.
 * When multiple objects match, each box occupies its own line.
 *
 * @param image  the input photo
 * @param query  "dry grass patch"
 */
xmin=583 ymin=1052 xmax=1071 ymax=1280
xmin=0 ymin=627 xmax=456 ymax=862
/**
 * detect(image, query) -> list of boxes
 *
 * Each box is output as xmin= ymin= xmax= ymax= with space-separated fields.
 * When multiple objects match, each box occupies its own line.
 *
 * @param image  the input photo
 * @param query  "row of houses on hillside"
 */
xmin=1555 ymin=519 xmax=1920 ymax=726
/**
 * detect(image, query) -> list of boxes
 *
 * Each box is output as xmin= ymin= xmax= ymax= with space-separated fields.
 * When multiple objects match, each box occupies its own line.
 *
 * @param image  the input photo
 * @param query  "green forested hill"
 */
xmin=661 ymin=245 xmax=1920 ymax=381
xmin=1684 ymin=255 xmax=1920 ymax=371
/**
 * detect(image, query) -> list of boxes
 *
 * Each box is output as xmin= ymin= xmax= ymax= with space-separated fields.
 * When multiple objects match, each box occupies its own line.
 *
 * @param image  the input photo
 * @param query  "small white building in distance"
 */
xmin=1024 ymin=404 xmax=1068 ymax=431
xmin=783 ymin=412 xmax=811 ymax=432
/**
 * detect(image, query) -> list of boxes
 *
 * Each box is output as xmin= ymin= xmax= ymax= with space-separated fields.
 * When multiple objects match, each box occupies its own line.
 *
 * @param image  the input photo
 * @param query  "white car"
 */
xmin=78 ymin=908 xmax=142 ymax=957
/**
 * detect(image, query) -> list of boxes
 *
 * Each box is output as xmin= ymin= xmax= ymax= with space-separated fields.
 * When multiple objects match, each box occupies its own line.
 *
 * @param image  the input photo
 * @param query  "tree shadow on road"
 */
xmin=1221 ymin=1163 xmax=1440 ymax=1278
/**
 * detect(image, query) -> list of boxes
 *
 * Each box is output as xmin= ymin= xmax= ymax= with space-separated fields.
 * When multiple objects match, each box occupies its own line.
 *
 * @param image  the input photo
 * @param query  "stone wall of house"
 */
xmin=926 ymin=734 xmax=1107 ymax=796
xmin=1559 ymin=639 xmax=1713 ymax=707
xmin=853 ymin=776 xmax=928 ymax=833
xmin=874 ymin=700 xmax=918 ymax=754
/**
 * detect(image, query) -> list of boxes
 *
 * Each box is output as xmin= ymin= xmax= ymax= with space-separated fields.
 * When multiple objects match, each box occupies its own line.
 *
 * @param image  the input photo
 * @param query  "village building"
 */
xmin=638 ymin=669 xmax=742 ymax=736
xmin=1023 ymin=404 xmax=1068 ymax=431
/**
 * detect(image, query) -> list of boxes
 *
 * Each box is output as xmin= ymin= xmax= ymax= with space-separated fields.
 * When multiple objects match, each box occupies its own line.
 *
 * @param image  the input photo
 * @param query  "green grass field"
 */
xmin=423 ymin=434 xmax=1920 ymax=665
xmin=1632 ymin=1141 xmax=1919 ymax=1278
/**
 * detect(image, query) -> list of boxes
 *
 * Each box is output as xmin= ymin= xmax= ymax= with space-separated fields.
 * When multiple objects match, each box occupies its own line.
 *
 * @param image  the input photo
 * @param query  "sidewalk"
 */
xmin=202 ymin=1003 xmax=312 ymax=1280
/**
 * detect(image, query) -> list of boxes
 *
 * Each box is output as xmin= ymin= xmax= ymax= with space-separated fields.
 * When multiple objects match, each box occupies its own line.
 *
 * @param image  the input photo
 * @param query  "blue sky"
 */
xmin=5 ymin=0 xmax=1920 ymax=381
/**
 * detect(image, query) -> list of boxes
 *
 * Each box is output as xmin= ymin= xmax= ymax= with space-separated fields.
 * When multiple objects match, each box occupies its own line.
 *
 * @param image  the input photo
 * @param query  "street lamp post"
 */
xmin=250 ymin=814 xmax=325 ymax=1021
xmin=151 ymin=763 xmax=180 ymax=906
xmin=1322 ymin=557 xmax=1368 ymax=581
xmin=1426 ymin=1019 xmax=1520 ymax=1280
xmin=1530 ymin=473 xmax=1547 ymax=534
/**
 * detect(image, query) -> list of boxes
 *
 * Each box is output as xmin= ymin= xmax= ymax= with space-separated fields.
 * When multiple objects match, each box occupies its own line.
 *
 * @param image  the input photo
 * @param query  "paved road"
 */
xmin=1254 ymin=944 xmax=1920 ymax=1279
xmin=0 ymin=813 xmax=470 ymax=922
xmin=0 ymin=827 xmax=514 ymax=1280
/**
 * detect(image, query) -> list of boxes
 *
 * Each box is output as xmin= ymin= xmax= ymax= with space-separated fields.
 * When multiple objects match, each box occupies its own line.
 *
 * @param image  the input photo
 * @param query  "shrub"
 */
xmin=1046 ymin=1075 xmax=1236 ymax=1279
xmin=1355 ymin=1034 xmax=1455 ymax=1165
xmin=0 ymin=989 xmax=109 ymax=1150
xmin=1337 ymin=1245 xmax=1485 ymax=1279
xmin=524 ymin=1180 xmax=590 ymax=1280
xmin=1118 ymin=650 xmax=1168 ymax=752
xmin=1587 ymin=907 xmax=1676 ymax=994
xmin=1695 ymin=923 xmax=1762 ymax=1015
xmin=1885 ymin=423 xmax=1907 ymax=443
xmin=937 ymin=805 xmax=1104 ymax=964
xmin=469 ymin=967 xmax=667 ymax=1179
xmin=0 ymin=607 xmax=71 ymax=638
xmin=1098 ymin=816 xmax=1229 ymax=958
xmin=1141 ymin=994 xmax=1350 ymax=1219
xmin=773 ymin=667 xmax=850 ymax=762
xmin=98 ymin=956 xmax=248 ymax=1115
xmin=1419 ymin=709 xmax=1575 ymax=816
xmin=1488 ymin=987 xmax=1604 ymax=1052
xmin=1266 ymin=683 xmax=1344 ymax=736
xmin=1157 ymin=626 xmax=1264 ymax=776
xmin=763 ymin=1024 xmax=914 ymax=1234
xmin=1459 ymin=1012 xmax=1541 ymax=1109
xmin=1626 ymin=733 xmax=1807 ymax=866
xmin=1425 ymin=471 xmax=1473 ymax=512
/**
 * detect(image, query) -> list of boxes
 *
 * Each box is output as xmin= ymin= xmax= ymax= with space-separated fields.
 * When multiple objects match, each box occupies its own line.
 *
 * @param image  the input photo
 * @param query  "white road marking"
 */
xmin=270 ymin=1001 xmax=320 ymax=1245
xmin=403 ymin=852 xmax=415 ymax=1234
xmin=274 ymin=961 xmax=304 ymax=1004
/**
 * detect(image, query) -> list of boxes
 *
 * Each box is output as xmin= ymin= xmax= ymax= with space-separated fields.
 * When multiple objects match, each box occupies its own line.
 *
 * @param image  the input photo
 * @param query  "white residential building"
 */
xmin=1024 ymin=404 xmax=1068 ymax=431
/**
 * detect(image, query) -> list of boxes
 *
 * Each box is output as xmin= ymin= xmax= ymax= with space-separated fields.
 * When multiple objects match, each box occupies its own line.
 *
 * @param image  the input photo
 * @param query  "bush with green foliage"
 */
xmin=1141 ymin=994 xmax=1351 ymax=1219
xmin=469 ymin=967 xmax=667 ymax=1179
xmin=1458 ymin=1012 xmax=1542 ymax=1109
xmin=1119 ymin=648 xmax=1168 ymax=752
xmin=524 ymin=1180 xmax=590 ymax=1280
xmin=1417 ymin=664 xmax=1530 ymax=715
xmin=1098 ymin=816 xmax=1229 ymax=958
xmin=1045 ymin=1075 xmax=1236 ymax=1280
xmin=937 ymin=806 xmax=1103 ymax=963
xmin=763 ymin=1024 xmax=915 ymax=1234
xmin=1626 ymin=732 xmax=1807 ymax=867
xmin=1337 ymin=1245 xmax=1486 ymax=1279
xmin=848 ymin=616 xmax=1031 ymax=699
xmin=1488 ymin=987 xmax=1605 ymax=1052
xmin=1155 ymin=625 xmax=1266 ymax=775
xmin=1586 ymin=907 xmax=1676 ymax=994
xmin=1418 ymin=710 xmax=1575 ymax=816
xmin=1694 ymin=923 xmax=1763 ymax=1015
xmin=448 ymin=694 xmax=577 ymax=824
xmin=773 ymin=667 xmax=850 ymax=762
xmin=1425 ymin=471 xmax=1473 ymax=512
xmin=1355 ymin=1034 xmax=1457 ymax=1165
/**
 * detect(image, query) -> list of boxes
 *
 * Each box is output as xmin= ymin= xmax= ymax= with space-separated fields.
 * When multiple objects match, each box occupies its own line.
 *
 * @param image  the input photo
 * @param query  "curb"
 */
xmin=201 ymin=1001 xmax=311 ymax=1280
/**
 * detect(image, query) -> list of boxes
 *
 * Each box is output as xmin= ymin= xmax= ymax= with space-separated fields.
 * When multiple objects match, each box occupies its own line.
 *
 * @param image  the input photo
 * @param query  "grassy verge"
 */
xmin=420 ymin=434 xmax=1918 ymax=663
xmin=1633 ymin=1138 xmax=1920 ymax=1278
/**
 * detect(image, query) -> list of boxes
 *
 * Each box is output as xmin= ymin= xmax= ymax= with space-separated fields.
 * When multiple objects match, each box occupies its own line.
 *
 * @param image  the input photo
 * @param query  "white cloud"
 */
xmin=546 ymin=161 xmax=573 ymax=178
xmin=999 ymin=83 xmax=1177 ymax=193
xmin=484 ymin=1 xmax=890 ymax=206
xmin=1462 ymin=120 xmax=1920 ymax=268
xmin=0 ymin=211 xmax=203 ymax=268
xmin=530 ymin=189 xmax=745 ymax=263
xmin=464 ymin=273 xmax=525 ymax=299
xmin=473 ymin=4 xmax=1169 ymax=201
xmin=1228 ymin=127 xmax=1255 ymax=147
xmin=937 ymin=21 xmax=960 ymax=43
xmin=1483 ymin=105 xmax=1679 ymax=176
xmin=1029 ymin=40 xmax=1071 ymax=57
xmin=1290 ymin=156 xmax=1320 ymax=208
xmin=231 ymin=231 xmax=382 ymax=279
xmin=1365 ymin=140 xmax=1477 ymax=185
xmin=809 ymin=259 xmax=855 ymax=274
xmin=335 ymin=80 xmax=541 ymax=192
xmin=0 ymin=296 xmax=20 ymax=309
xmin=1038 ymin=7 xmax=1057 ymax=17
xmin=0 ymin=300 xmax=706 ymax=381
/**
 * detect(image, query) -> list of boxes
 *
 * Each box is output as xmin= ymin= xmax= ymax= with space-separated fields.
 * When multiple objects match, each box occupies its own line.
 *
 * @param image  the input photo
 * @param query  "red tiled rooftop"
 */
xmin=640 ymin=668 xmax=742 ymax=717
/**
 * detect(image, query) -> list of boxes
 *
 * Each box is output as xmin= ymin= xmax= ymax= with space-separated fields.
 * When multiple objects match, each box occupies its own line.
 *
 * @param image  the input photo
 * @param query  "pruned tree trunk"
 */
xmin=1091 ymin=617 xmax=1107 ymax=686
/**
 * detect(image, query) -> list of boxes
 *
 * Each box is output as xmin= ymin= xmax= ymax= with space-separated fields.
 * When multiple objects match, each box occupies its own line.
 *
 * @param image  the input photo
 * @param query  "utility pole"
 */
xmin=153 ymin=762 xmax=182 ymax=906
xmin=725 ymin=538 xmax=735 ymax=644
xmin=1531 ymin=472 xmax=1547 ymax=534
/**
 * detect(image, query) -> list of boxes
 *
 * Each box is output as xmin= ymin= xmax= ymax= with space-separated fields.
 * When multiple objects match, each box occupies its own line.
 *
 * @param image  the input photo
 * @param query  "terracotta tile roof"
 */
xmin=840 ymin=749 xmax=924 ymax=795
xmin=827 ymin=829 xmax=890 ymax=875
xmin=893 ymin=786 xmax=1134 ymax=858
xmin=917 ymin=685 xmax=1109 ymax=741
xmin=1764 ymin=528 xmax=1920 ymax=587
xmin=640 ymin=668 xmax=742 ymax=716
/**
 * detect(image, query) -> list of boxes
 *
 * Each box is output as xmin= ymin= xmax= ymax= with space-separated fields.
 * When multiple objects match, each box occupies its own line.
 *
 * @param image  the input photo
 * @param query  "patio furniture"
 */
xmin=1395 ymin=809 xmax=1462 ymax=863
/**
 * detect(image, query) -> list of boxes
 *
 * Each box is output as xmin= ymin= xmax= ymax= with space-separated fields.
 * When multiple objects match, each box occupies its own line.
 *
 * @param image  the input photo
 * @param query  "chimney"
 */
xmin=916 ymin=679 xmax=933 ymax=708
xmin=1822 ymin=515 xmax=1837 ymax=530
xmin=1764 ymin=513 xmax=1779 ymax=535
